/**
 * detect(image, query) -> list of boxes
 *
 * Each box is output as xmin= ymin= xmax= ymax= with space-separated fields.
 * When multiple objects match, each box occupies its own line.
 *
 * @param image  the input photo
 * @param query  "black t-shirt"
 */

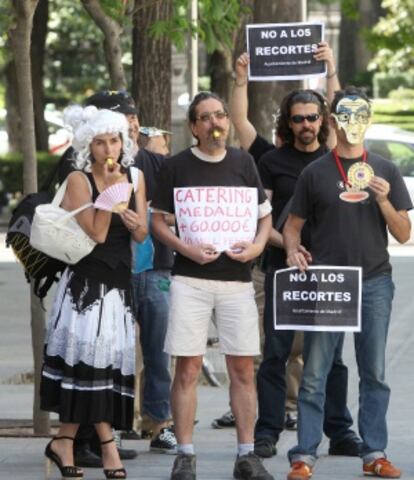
xmin=151 ymin=147 xmax=268 ymax=282
xmin=258 ymin=143 xmax=329 ymax=270
xmin=134 ymin=149 xmax=174 ymax=270
xmin=248 ymin=134 xmax=275 ymax=163
xmin=291 ymin=151 xmax=413 ymax=279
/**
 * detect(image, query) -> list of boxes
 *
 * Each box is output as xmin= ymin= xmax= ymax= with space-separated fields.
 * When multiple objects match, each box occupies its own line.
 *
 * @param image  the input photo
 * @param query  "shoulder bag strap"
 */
xmin=274 ymin=197 xmax=293 ymax=232
xmin=130 ymin=167 xmax=140 ymax=192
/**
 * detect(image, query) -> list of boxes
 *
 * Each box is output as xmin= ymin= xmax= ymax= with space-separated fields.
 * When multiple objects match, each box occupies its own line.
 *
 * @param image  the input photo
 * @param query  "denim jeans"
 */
xmin=255 ymin=272 xmax=355 ymax=443
xmin=132 ymin=269 xmax=172 ymax=422
xmin=289 ymin=273 xmax=394 ymax=466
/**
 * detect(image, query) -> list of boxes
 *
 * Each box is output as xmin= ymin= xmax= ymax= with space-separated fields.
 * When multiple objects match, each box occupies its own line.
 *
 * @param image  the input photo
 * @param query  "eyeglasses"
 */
xmin=195 ymin=110 xmax=229 ymax=123
xmin=290 ymin=114 xmax=320 ymax=124
xmin=335 ymin=112 xmax=370 ymax=124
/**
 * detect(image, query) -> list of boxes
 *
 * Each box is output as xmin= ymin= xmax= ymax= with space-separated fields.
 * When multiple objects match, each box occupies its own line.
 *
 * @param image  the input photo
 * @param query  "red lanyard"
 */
xmin=332 ymin=148 xmax=367 ymax=187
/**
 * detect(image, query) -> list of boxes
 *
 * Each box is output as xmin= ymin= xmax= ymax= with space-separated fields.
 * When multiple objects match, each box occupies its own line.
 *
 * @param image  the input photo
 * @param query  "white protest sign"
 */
xmin=274 ymin=266 xmax=362 ymax=332
xmin=174 ymin=186 xmax=258 ymax=252
xmin=246 ymin=22 xmax=325 ymax=81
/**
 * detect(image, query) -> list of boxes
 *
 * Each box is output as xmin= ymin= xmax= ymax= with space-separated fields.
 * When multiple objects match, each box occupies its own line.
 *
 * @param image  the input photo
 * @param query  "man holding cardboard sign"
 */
xmin=284 ymin=86 xmax=412 ymax=480
xmin=152 ymin=91 xmax=273 ymax=480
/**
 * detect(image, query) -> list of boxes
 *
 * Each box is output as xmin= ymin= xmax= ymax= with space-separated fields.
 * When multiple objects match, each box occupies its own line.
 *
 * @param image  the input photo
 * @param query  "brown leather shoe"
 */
xmin=287 ymin=461 xmax=313 ymax=480
xmin=363 ymin=458 xmax=401 ymax=478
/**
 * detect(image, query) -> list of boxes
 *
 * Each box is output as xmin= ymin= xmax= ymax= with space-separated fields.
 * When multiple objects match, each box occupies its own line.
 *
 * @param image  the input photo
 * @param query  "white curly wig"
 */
xmin=63 ymin=105 xmax=135 ymax=171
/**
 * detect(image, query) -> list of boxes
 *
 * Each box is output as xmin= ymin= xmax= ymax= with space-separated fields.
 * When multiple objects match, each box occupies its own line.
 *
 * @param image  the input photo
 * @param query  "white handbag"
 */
xmin=30 ymin=177 xmax=97 ymax=264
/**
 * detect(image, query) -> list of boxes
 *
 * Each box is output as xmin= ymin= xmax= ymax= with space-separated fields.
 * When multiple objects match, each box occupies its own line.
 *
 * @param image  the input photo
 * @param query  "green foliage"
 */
xmin=100 ymin=0 xmax=128 ymax=24
xmin=373 ymin=71 xmax=414 ymax=98
xmin=0 ymin=152 xmax=59 ymax=193
xmin=368 ymin=0 xmax=414 ymax=72
xmin=372 ymin=99 xmax=414 ymax=132
xmin=388 ymin=88 xmax=414 ymax=101
xmin=150 ymin=0 xmax=251 ymax=53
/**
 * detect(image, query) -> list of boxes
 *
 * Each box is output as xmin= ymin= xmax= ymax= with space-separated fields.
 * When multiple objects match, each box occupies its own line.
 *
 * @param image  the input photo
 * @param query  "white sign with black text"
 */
xmin=246 ymin=22 xmax=326 ymax=81
xmin=174 ymin=186 xmax=258 ymax=252
xmin=274 ymin=266 xmax=362 ymax=332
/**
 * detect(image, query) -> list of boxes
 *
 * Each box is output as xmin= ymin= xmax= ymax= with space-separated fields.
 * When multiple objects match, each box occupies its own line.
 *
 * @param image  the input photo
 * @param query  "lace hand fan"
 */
xmin=94 ymin=182 xmax=133 ymax=213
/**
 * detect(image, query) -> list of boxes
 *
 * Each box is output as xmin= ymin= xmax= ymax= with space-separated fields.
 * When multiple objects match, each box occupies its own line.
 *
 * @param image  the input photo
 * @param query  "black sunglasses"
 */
xmin=290 ymin=114 xmax=320 ymax=124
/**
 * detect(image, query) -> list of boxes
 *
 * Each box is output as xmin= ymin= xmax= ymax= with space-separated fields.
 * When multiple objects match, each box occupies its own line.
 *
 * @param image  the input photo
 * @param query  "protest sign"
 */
xmin=246 ymin=22 xmax=326 ymax=81
xmin=274 ymin=266 xmax=361 ymax=332
xmin=174 ymin=186 xmax=258 ymax=252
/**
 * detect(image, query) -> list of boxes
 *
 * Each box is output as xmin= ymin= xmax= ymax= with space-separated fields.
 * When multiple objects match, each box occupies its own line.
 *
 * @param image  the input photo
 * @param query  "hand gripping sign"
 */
xmin=174 ymin=186 xmax=258 ymax=252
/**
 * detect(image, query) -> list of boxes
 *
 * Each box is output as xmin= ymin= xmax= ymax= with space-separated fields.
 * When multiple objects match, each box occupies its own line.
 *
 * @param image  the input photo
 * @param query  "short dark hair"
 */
xmin=331 ymin=86 xmax=371 ymax=114
xmin=276 ymin=89 xmax=330 ymax=146
xmin=188 ymin=91 xmax=228 ymax=124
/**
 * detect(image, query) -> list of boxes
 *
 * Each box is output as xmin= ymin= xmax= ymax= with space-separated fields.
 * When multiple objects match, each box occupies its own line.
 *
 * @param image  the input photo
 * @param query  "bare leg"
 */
xmin=95 ymin=422 xmax=123 ymax=473
xmin=171 ymin=356 xmax=203 ymax=444
xmin=49 ymin=423 xmax=80 ymax=467
xmin=226 ymin=355 xmax=256 ymax=444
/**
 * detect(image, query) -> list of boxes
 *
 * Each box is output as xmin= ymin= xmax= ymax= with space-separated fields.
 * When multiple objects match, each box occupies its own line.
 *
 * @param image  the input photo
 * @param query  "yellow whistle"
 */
xmin=106 ymin=158 xmax=114 ymax=171
xmin=212 ymin=129 xmax=221 ymax=139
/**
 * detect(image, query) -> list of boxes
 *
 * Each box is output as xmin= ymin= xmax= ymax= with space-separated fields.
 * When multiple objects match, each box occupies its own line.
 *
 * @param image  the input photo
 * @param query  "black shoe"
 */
xmin=141 ymin=429 xmax=153 ymax=439
xmin=254 ymin=438 xmax=277 ymax=458
xmin=211 ymin=410 xmax=236 ymax=429
xmin=329 ymin=436 xmax=362 ymax=457
xmin=121 ymin=429 xmax=141 ymax=441
xmin=284 ymin=411 xmax=298 ymax=430
xmin=118 ymin=446 xmax=138 ymax=460
xmin=150 ymin=427 xmax=177 ymax=454
xmin=233 ymin=452 xmax=274 ymax=480
xmin=74 ymin=444 xmax=103 ymax=468
xmin=170 ymin=453 xmax=196 ymax=480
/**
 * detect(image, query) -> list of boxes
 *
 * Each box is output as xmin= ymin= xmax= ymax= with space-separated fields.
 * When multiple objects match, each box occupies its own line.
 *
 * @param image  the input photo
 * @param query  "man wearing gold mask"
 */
xmin=283 ymin=87 xmax=412 ymax=480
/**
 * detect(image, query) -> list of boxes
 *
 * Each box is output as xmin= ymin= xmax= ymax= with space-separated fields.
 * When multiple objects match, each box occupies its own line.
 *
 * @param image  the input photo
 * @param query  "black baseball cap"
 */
xmin=84 ymin=90 xmax=138 ymax=116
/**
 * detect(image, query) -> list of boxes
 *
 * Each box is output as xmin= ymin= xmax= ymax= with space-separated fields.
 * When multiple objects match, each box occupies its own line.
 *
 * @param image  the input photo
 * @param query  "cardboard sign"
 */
xmin=174 ymin=186 xmax=258 ymax=252
xmin=274 ymin=266 xmax=362 ymax=332
xmin=246 ymin=22 xmax=326 ymax=81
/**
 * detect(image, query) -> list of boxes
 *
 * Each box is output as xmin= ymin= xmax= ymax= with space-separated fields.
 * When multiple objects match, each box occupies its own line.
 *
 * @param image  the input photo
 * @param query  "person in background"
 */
xmin=227 ymin=43 xmax=361 ymax=459
xmin=40 ymin=105 xmax=148 ymax=480
xmin=138 ymin=126 xmax=172 ymax=156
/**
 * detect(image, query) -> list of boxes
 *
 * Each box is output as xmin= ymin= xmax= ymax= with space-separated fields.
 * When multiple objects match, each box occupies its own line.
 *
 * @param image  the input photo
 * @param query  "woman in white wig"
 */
xmin=40 ymin=105 xmax=148 ymax=480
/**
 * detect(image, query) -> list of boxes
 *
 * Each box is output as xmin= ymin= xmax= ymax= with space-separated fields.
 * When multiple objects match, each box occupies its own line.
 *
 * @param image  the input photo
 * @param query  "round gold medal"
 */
xmin=347 ymin=162 xmax=374 ymax=190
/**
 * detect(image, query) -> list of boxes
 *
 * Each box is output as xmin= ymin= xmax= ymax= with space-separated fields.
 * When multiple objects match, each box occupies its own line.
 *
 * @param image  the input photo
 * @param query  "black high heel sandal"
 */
xmin=101 ymin=438 xmax=127 ymax=479
xmin=45 ymin=435 xmax=83 ymax=479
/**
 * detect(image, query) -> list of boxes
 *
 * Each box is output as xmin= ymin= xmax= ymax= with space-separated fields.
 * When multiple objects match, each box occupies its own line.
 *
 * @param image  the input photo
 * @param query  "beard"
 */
xmin=296 ymin=128 xmax=318 ymax=146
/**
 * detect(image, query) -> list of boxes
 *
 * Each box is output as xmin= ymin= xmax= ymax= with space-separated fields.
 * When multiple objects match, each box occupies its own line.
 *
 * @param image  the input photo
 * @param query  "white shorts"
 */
xmin=164 ymin=277 xmax=260 ymax=356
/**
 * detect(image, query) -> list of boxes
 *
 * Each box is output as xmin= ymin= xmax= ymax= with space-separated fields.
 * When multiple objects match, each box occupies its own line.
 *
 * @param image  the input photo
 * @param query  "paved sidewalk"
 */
xmin=1 ymin=250 xmax=414 ymax=478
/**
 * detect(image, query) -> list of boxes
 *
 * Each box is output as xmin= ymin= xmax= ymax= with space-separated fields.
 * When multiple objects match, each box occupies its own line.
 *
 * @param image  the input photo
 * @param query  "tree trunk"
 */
xmin=5 ymin=59 xmax=21 ymax=153
xmin=209 ymin=49 xmax=233 ymax=103
xmin=338 ymin=0 xmax=384 ymax=86
xmin=81 ymin=0 xmax=127 ymax=90
xmin=31 ymin=0 xmax=49 ymax=152
xmin=9 ymin=0 xmax=49 ymax=436
xmin=249 ymin=0 xmax=303 ymax=141
xmin=132 ymin=0 xmax=172 ymax=130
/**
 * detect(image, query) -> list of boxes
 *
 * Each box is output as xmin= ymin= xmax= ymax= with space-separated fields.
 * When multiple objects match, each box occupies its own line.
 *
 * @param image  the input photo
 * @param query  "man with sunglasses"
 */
xmin=284 ymin=86 xmax=411 ymax=480
xmin=152 ymin=91 xmax=274 ymax=480
xmin=231 ymin=45 xmax=361 ymax=460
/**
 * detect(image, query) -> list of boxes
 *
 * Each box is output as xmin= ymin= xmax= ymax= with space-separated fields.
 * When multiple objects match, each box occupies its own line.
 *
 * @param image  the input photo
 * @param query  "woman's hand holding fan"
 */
xmin=94 ymin=182 xmax=133 ymax=213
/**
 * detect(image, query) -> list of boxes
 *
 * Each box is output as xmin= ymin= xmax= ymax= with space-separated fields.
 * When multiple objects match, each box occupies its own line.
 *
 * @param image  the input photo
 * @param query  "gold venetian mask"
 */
xmin=332 ymin=96 xmax=371 ymax=145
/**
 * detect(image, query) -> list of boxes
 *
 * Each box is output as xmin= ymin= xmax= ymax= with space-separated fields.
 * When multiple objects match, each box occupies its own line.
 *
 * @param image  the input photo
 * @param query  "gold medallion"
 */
xmin=347 ymin=162 xmax=374 ymax=190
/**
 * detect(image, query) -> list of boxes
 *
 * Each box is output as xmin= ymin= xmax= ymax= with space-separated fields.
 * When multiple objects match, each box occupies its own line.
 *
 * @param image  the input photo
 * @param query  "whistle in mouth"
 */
xmin=212 ymin=129 xmax=221 ymax=139
xmin=106 ymin=158 xmax=115 ymax=171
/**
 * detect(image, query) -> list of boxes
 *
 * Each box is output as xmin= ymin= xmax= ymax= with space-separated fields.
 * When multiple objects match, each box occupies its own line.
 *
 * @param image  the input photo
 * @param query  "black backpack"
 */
xmin=6 ymin=158 xmax=67 ymax=298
